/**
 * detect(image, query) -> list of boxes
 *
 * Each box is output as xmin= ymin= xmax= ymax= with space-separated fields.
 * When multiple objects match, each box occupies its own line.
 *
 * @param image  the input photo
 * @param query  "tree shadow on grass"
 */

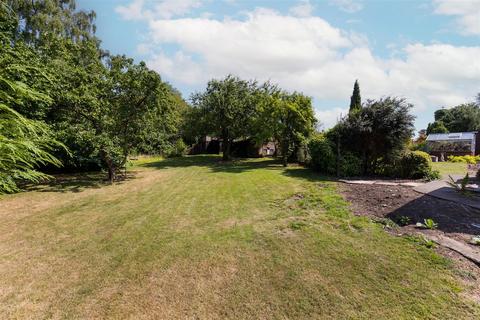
xmin=282 ymin=166 xmax=338 ymax=183
xmin=140 ymin=155 xmax=286 ymax=174
xmin=23 ymin=172 xmax=136 ymax=193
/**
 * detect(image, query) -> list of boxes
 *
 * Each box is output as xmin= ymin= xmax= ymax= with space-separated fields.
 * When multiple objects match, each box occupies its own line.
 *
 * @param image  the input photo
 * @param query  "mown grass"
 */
xmin=0 ymin=155 xmax=478 ymax=319
xmin=432 ymin=162 xmax=468 ymax=177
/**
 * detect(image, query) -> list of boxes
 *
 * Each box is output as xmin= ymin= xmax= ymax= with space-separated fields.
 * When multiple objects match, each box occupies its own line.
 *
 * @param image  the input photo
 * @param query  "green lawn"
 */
xmin=432 ymin=162 xmax=469 ymax=178
xmin=0 ymin=156 xmax=478 ymax=319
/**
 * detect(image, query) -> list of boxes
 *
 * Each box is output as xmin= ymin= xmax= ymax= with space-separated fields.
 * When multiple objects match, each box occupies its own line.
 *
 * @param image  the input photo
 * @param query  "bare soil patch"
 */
xmin=340 ymin=182 xmax=480 ymax=301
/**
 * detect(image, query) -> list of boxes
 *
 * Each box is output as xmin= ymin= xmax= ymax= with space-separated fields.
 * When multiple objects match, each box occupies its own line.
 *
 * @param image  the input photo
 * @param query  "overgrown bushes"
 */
xmin=307 ymin=98 xmax=438 ymax=180
xmin=399 ymin=151 xmax=439 ymax=180
xmin=165 ymin=139 xmax=188 ymax=158
xmin=307 ymin=134 xmax=335 ymax=174
xmin=447 ymin=155 xmax=480 ymax=164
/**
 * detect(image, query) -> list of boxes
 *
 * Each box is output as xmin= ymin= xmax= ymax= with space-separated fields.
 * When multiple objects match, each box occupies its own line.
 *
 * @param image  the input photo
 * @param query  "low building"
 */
xmin=426 ymin=131 xmax=479 ymax=160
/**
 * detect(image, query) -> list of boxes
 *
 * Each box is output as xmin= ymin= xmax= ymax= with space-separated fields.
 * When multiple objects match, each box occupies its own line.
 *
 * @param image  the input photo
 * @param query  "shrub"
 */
xmin=416 ymin=218 xmax=438 ymax=230
xmin=447 ymin=155 xmax=480 ymax=164
xmin=308 ymin=134 xmax=335 ymax=174
xmin=166 ymin=139 xmax=188 ymax=158
xmin=399 ymin=151 xmax=437 ymax=179
xmin=339 ymin=152 xmax=362 ymax=177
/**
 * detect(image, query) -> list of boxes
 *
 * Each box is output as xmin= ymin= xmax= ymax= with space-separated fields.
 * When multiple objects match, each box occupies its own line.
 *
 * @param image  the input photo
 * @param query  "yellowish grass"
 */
xmin=0 ymin=156 xmax=478 ymax=319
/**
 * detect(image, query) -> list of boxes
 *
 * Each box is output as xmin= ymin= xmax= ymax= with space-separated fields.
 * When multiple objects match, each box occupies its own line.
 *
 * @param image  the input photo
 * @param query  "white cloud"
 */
xmin=433 ymin=0 xmax=480 ymax=35
xmin=128 ymin=7 xmax=479 ymax=129
xmin=115 ymin=0 xmax=203 ymax=21
xmin=289 ymin=0 xmax=314 ymax=17
xmin=329 ymin=0 xmax=363 ymax=13
xmin=316 ymin=107 xmax=348 ymax=129
xmin=115 ymin=0 xmax=145 ymax=21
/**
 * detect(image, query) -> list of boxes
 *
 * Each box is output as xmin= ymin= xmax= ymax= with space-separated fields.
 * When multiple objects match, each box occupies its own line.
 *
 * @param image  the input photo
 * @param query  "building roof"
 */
xmin=426 ymin=132 xmax=477 ymax=141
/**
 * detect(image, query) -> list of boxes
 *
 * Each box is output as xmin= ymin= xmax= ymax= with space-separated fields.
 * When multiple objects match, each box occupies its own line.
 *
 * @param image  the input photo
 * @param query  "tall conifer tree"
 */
xmin=349 ymin=80 xmax=361 ymax=113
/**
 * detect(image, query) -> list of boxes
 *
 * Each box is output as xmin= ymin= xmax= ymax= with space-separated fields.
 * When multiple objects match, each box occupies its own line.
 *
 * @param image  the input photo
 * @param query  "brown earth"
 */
xmin=339 ymin=183 xmax=480 ymax=302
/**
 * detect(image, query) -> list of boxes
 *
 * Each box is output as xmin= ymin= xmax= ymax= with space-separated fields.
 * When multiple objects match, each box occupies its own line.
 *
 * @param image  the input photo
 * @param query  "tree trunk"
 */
xmin=222 ymin=129 xmax=231 ymax=161
xmin=101 ymin=149 xmax=116 ymax=184
xmin=107 ymin=165 xmax=115 ymax=184
xmin=281 ymin=139 xmax=289 ymax=167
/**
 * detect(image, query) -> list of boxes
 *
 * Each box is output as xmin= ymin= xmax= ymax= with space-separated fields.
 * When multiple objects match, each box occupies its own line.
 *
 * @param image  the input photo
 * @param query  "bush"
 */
xmin=307 ymin=134 xmax=335 ymax=174
xmin=399 ymin=151 xmax=438 ymax=180
xmin=339 ymin=152 xmax=362 ymax=177
xmin=166 ymin=139 xmax=188 ymax=158
xmin=447 ymin=155 xmax=480 ymax=164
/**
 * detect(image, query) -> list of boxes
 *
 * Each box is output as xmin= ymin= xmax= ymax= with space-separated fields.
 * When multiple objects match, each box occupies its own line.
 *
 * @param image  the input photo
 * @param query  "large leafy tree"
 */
xmin=4 ymin=0 xmax=188 ymax=182
xmin=7 ymin=0 xmax=97 ymax=47
xmin=256 ymin=87 xmax=316 ymax=166
xmin=0 ymin=11 xmax=64 ymax=193
xmin=190 ymin=75 xmax=258 ymax=160
xmin=427 ymin=103 xmax=480 ymax=134
xmin=334 ymin=97 xmax=415 ymax=175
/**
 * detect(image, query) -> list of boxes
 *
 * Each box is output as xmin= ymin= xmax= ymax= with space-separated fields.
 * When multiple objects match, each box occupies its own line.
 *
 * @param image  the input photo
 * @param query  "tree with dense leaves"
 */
xmin=0 ymin=13 xmax=65 ymax=193
xmin=349 ymin=80 xmax=361 ymax=114
xmin=190 ymin=75 xmax=258 ymax=161
xmin=333 ymin=97 xmax=415 ymax=175
xmin=256 ymin=85 xmax=316 ymax=166
xmin=2 ymin=0 xmax=188 ymax=186
xmin=7 ymin=0 xmax=97 ymax=47
xmin=427 ymin=103 xmax=480 ymax=134
xmin=426 ymin=121 xmax=449 ymax=134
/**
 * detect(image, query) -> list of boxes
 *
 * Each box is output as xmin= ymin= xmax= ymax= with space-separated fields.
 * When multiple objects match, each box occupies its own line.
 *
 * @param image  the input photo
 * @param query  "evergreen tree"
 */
xmin=349 ymin=80 xmax=361 ymax=114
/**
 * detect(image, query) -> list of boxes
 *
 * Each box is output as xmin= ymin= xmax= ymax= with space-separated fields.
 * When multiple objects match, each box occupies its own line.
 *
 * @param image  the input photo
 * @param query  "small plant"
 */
xmin=470 ymin=236 xmax=480 ymax=246
xmin=374 ymin=218 xmax=398 ymax=229
xmin=397 ymin=216 xmax=411 ymax=226
xmin=416 ymin=218 xmax=438 ymax=230
xmin=447 ymin=173 xmax=469 ymax=192
xmin=422 ymin=237 xmax=436 ymax=248
xmin=289 ymin=220 xmax=307 ymax=230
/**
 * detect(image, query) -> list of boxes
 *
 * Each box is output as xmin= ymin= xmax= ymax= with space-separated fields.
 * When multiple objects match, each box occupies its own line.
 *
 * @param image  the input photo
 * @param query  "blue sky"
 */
xmin=77 ymin=0 xmax=480 ymax=131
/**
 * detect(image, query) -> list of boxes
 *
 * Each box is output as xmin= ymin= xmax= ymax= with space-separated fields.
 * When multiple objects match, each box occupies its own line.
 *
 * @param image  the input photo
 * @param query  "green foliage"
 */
xmin=349 ymin=80 xmax=361 ymax=114
xmin=307 ymin=134 xmax=335 ymax=174
xmin=447 ymin=173 xmax=469 ymax=192
xmin=166 ymin=139 xmax=188 ymax=158
xmin=329 ymin=97 xmax=415 ymax=176
xmin=257 ymin=86 xmax=316 ymax=166
xmin=447 ymin=155 xmax=480 ymax=164
xmin=426 ymin=120 xmax=449 ymax=134
xmin=0 ymin=104 xmax=63 ymax=193
xmin=338 ymin=152 xmax=363 ymax=177
xmin=190 ymin=75 xmax=258 ymax=161
xmin=1 ymin=0 xmax=188 ymax=184
xmin=397 ymin=216 xmax=411 ymax=226
xmin=0 ymin=64 xmax=65 ymax=193
xmin=427 ymin=104 xmax=480 ymax=133
xmin=399 ymin=151 xmax=437 ymax=180
xmin=416 ymin=218 xmax=438 ymax=230
xmin=422 ymin=238 xmax=436 ymax=249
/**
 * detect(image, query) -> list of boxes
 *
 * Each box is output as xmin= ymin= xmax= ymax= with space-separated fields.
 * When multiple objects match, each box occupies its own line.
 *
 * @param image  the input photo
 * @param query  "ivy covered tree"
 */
xmin=349 ymin=80 xmax=361 ymax=114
